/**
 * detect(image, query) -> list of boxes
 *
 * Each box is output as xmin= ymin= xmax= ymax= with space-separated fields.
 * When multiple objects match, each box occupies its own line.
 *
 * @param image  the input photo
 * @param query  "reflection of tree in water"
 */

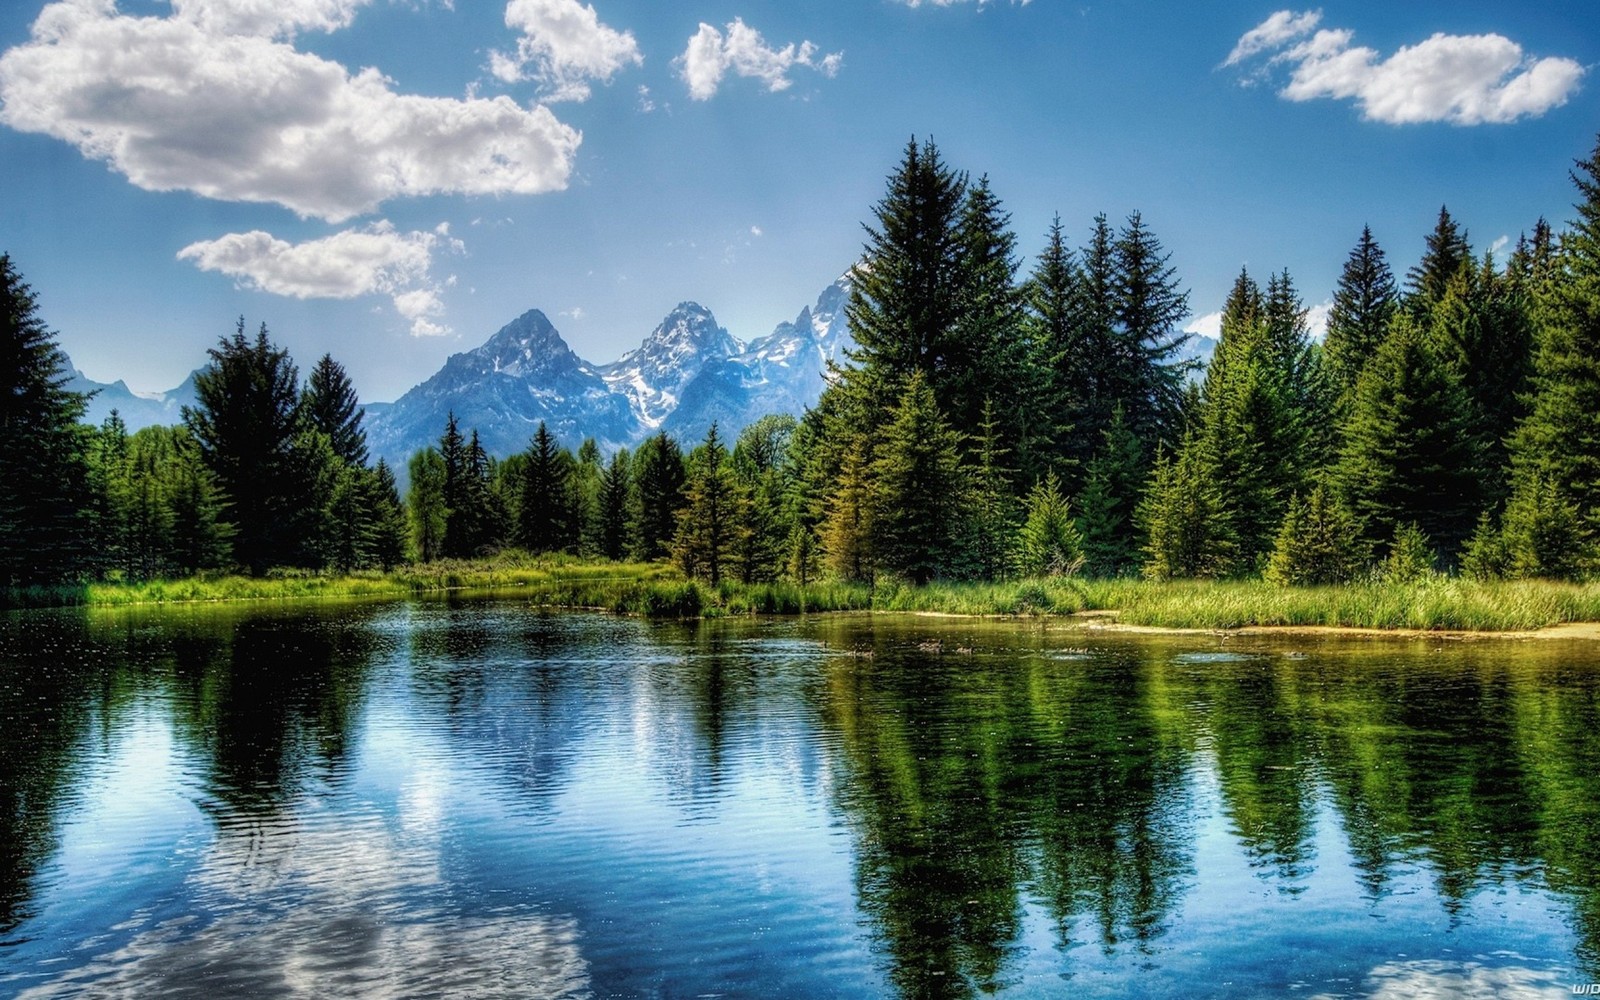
xmin=819 ymin=625 xmax=1193 ymax=999
xmin=0 ymin=611 xmax=102 ymax=932
xmin=1191 ymin=657 xmax=1320 ymax=891
xmin=163 ymin=608 xmax=380 ymax=818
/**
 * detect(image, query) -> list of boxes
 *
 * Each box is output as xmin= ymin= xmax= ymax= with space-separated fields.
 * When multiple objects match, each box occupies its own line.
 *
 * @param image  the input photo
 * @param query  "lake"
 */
xmin=3 ymin=598 xmax=1599 ymax=998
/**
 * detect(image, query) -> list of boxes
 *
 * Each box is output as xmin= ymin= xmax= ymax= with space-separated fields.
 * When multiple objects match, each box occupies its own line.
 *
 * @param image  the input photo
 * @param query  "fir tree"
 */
xmin=1334 ymin=315 xmax=1481 ymax=558
xmin=1024 ymin=214 xmax=1087 ymax=485
xmin=1264 ymin=484 xmax=1369 ymax=586
xmin=1405 ymin=206 xmax=1472 ymax=315
xmin=1139 ymin=434 xmax=1234 ymax=580
xmin=167 ymin=429 xmax=232 ymax=574
xmin=517 ymin=422 xmax=570 ymax=554
xmin=598 ymin=449 xmax=631 ymax=561
xmin=821 ymin=438 xmax=877 ymax=585
xmin=302 ymin=353 xmax=367 ymax=466
xmin=1016 ymin=471 xmax=1083 ymax=577
xmin=1505 ymin=136 xmax=1600 ymax=543
xmin=633 ymin=432 xmax=686 ymax=562
xmin=950 ymin=175 xmax=1029 ymax=465
xmin=0 ymin=254 xmax=93 ymax=587
xmin=1112 ymin=211 xmax=1192 ymax=448
xmin=1380 ymin=522 xmax=1434 ymax=583
xmin=1323 ymin=226 xmax=1398 ymax=416
xmin=1076 ymin=405 xmax=1144 ymax=577
xmin=674 ymin=424 xmax=737 ymax=585
xmin=184 ymin=318 xmax=302 ymax=576
xmin=873 ymin=372 xmax=967 ymax=584
xmin=964 ymin=399 xmax=1019 ymax=580
xmin=369 ymin=459 xmax=409 ymax=570
xmin=1501 ymin=473 xmax=1589 ymax=580
xmin=407 ymin=448 xmax=447 ymax=563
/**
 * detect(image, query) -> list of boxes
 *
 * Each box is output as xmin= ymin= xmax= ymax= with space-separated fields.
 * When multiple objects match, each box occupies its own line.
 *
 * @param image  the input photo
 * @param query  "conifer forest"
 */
xmin=7 ymin=133 xmax=1600 ymax=598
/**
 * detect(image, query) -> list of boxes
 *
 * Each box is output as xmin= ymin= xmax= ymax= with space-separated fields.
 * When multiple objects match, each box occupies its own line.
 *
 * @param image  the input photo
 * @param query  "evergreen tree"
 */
xmin=844 ymin=137 xmax=968 ymax=398
xmin=1111 ymin=211 xmax=1192 ymax=448
xmin=1024 ymin=214 xmax=1087 ymax=485
xmin=964 ymin=400 xmax=1020 ymax=580
xmin=1139 ymin=434 xmax=1234 ymax=580
xmin=673 ymin=424 xmax=737 ymax=585
xmin=731 ymin=417 xmax=797 ymax=584
xmin=633 ymin=432 xmax=686 ymax=561
xmin=950 ymin=175 xmax=1030 ymax=466
xmin=1505 ymin=136 xmax=1600 ymax=547
xmin=517 ymin=422 xmax=570 ymax=554
xmin=574 ymin=438 xmax=604 ymax=556
xmin=1264 ymin=484 xmax=1369 ymax=586
xmin=1076 ymin=405 xmax=1144 ymax=577
xmin=184 ymin=318 xmax=302 ymax=576
xmin=407 ymin=448 xmax=447 ymax=563
xmin=1460 ymin=512 xmax=1510 ymax=581
xmin=873 ymin=372 xmax=967 ymax=584
xmin=597 ymin=449 xmax=631 ymax=561
xmin=287 ymin=425 xmax=344 ymax=568
xmin=302 ymin=353 xmax=367 ymax=466
xmin=1334 ymin=315 xmax=1481 ymax=558
xmin=369 ymin=459 xmax=409 ymax=570
xmin=1323 ymin=226 xmax=1399 ymax=416
xmin=1016 ymin=471 xmax=1083 ymax=577
xmin=1500 ymin=473 xmax=1590 ymax=579
xmin=1405 ymin=206 xmax=1472 ymax=315
xmin=122 ymin=427 xmax=177 ymax=580
xmin=821 ymin=438 xmax=877 ymax=585
xmin=167 ymin=429 xmax=232 ymax=574
xmin=326 ymin=462 xmax=374 ymax=572
xmin=1380 ymin=522 xmax=1434 ymax=583
xmin=88 ymin=410 xmax=132 ymax=577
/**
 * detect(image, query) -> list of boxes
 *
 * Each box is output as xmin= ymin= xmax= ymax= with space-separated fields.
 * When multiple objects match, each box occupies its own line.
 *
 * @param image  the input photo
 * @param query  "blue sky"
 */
xmin=1 ymin=0 xmax=1596 ymax=402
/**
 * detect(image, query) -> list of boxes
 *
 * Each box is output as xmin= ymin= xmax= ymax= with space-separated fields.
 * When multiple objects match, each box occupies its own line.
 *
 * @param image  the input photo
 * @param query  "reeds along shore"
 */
xmin=11 ymin=556 xmax=1600 ymax=634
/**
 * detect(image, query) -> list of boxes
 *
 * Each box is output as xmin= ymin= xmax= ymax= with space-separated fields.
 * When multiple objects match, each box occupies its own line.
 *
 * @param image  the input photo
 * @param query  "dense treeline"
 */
xmin=6 ymin=133 xmax=1600 ymax=592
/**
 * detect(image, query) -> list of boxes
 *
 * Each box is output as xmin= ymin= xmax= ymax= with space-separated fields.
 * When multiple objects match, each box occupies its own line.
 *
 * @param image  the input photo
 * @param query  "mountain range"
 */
xmin=65 ymin=269 xmax=1217 ymax=469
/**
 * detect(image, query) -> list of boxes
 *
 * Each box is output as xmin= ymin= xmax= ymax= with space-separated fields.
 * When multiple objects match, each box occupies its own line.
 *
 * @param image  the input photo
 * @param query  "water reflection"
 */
xmin=4 ymin=605 xmax=1600 ymax=998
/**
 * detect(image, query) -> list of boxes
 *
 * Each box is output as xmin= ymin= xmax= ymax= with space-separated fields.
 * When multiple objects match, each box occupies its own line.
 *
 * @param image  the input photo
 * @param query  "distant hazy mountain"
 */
xmin=363 ymin=274 xmax=858 ymax=467
xmin=66 ymin=365 xmax=200 ymax=432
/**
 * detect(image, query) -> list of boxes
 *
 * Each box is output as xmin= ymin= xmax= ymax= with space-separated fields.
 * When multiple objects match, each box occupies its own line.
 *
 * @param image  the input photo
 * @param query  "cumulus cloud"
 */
xmin=489 ymin=0 xmax=641 ymax=102
xmin=678 ymin=18 xmax=841 ymax=101
xmin=0 ymin=0 xmax=581 ymax=221
xmin=177 ymin=222 xmax=464 ymax=336
xmin=1225 ymin=10 xmax=1585 ymax=125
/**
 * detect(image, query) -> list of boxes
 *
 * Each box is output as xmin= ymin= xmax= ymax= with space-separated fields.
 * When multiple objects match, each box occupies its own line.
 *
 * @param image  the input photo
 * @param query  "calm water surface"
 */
xmin=3 ymin=598 xmax=1600 ymax=998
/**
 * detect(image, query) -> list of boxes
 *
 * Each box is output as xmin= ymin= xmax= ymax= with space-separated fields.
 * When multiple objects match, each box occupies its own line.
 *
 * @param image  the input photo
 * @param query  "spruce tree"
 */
xmin=964 ymin=400 xmax=1019 ymax=580
xmin=598 ymin=449 xmax=631 ymax=561
xmin=1076 ymin=405 xmax=1144 ymax=577
xmin=302 ymin=353 xmax=367 ymax=466
xmin=821 ymin=438 xmax=877 ymax=585
xmin=1333 ymin=315 xmax=1480 ymax=558
xmin=1264 ymin=484 xmax=1369 ymax=586
xmin=1504 ymin=135 xmax=1600 ymax=549
xmin=1016 ymin=471 xmax=1083 ymax=577
xmin=632 ymin=432 xmax=686 ymax=562
xmin=1111 ymin=211 xmax=1191 ymax=448
xmin=1405 ymin=206 xmax=1472 ymax=315
xmin=873 ymin=372 xmax=966 ymax=584
xmin=1323 ymin=226 xmax=1398 ymax=416
xmin=1024 ymin=214 xmax=1087 ymax=486
xmin=167 ymin=429 xmax=233 ymax=574
xmin=0 ymin=254 xmax=93 ymax=587
xmin=369 ymin=459 xmax=409 ymax=570
xmin=407 ymin=447 xmax=447 ymax=563
xmin=1138 ymin=434 xmax=1234 ymax=580
xmin=184 ymin=318 xmax=302 ymax=576
xmin=517 ymin=422 xmax=569 ymax=554
xmin=674 ymin=424 xmax=737 ymax=585
xmin=1500 ymin=473 xmax=1590 ymax=579
xmin=950 ymin=175 xmax=1029 ymax=467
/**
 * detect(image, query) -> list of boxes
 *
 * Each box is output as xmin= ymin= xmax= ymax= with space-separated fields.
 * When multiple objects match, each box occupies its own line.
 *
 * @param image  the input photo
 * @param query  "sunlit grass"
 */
xmin=13 ymin=556 xmax=1600 ymax=632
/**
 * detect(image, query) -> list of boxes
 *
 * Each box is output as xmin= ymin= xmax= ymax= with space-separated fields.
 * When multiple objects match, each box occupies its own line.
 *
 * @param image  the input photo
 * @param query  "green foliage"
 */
xmin=822 ymin=437 xmax=877 ymax=585
xmin=872 ymin=372 xmax=967 ymax=584
xmin=1139 ymin=435 xmax=1234 ymax=580
xmin=1460 ymin=512 xmax=1510 ymax=582
xmin=407 ymin=447 xmax=447 ymax=563
xmin=516 ymin=421 xmax=572 ymax=553
xmin=1334 ymin=314 xmax=1481 ymax=559
xmin=673 ymin=424 xmax=737 ymax=584
xmin=1405 ymin=206 xmax=1472 ymax=315
xmin=302 ymin=353 xmax=367 ymax=466
xmin=964 ymin=399 xmax=1019 ymax=580
xmin=1265 ymin=484 xmax=1370 ymax=586
xmin=369 ymin=459 xmax=409 ymax=571
xmin=597 ymin=448 xmax=631 ymax=561
xmin=1381 ymin=522 xmax=1434 ymax=584
xmin=1501 ymin=473 xmax=1592 ymax=580
xmin=1076 ymin=404 xmax=1144 ymax=577
xmin=184 ymin=318 xmax=302 ymax=576
xmin=633 ymin=432 xmax=686 ymax=561
xmin=1015 ymin=471 xmax=1083 ymax=577
xmin=1323 ymin=226 xmax=1398 ymax=420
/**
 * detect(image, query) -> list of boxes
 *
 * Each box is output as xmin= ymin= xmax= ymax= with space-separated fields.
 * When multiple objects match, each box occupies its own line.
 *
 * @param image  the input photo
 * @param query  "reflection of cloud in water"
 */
xmin=1309 ymin=954 xmax=1568 ymax=999
xmin=18 ymin=805 xmax=590 ymax=1000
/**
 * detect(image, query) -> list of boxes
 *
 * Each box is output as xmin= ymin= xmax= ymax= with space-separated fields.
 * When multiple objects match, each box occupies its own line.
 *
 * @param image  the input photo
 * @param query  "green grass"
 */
xmin=13 ymin=557 xmax=1600 ymax=633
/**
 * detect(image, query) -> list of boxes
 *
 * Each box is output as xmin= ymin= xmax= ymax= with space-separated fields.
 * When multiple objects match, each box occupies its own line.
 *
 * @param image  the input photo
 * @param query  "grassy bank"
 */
xmin=12 ymin=559 xmax=1600 ymax=633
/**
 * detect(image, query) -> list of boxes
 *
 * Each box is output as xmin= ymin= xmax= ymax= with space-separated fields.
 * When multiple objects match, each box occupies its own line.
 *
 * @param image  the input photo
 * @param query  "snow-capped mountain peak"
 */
xmin=601 ymin=302 xmax=743 ymax=428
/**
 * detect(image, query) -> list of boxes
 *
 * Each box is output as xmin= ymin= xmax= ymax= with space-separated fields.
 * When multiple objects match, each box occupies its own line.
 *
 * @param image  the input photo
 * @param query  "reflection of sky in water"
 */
xmin=4 ymin=605 xmax=1600 ymax=999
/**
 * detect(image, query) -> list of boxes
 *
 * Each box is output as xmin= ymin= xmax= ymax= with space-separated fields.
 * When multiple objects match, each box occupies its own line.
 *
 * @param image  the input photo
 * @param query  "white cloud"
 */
xmin=1223 ymin=9 xmax=1320 ymax=67
xmin=677 ymin=18 xmax=841 ymax=101
xmin=489 ymin=0 xmax=641 ymax=102
xmin=177 ymin=222 xmax=464 ymax=336
xmin=1184 ymin=310 xmax=1223 ymax=340
xmin=750 ymin=225 xmax=763 ymax=237
xmin=0 ymin=0 xmax=581 ymax=221
xmin=1305 ymin=299 xmax=1332 ymax=340
xmin=636 ymin=84 xmax=656 ymax=113
xmin=1225 ymin=11 xmax=1585 ymax=125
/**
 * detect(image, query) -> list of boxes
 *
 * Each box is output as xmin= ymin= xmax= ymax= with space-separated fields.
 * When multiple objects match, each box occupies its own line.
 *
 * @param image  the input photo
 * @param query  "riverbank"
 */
xmin=11 ymin=559 xmax=1600 ymax=635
